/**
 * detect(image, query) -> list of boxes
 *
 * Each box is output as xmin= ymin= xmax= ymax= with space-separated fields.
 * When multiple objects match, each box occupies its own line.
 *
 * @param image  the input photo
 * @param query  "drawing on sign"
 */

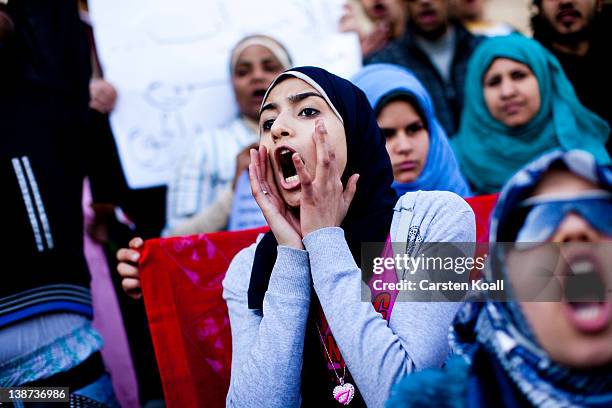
xmin=126 ymin=80 xmax=225 ymax=170
xmin=91 ymin=0 xmax=359 ymax=188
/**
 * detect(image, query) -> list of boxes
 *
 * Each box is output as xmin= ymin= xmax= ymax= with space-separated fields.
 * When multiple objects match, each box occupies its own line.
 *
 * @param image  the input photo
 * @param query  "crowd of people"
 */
xmin=2 ymin=0 xmax=611 ymax=407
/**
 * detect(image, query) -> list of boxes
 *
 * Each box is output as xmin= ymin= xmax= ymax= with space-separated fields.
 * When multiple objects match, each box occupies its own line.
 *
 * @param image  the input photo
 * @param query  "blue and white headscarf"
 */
xmin=352 ymin=64 xmax=472 ymax=197
xmin=451 ymin=150 xmax=612 ymax=407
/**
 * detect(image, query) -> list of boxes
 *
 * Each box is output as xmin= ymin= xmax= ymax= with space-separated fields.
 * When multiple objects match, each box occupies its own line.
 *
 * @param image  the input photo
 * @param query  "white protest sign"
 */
xmin=90 ymin=0 xmax=361 ymax=188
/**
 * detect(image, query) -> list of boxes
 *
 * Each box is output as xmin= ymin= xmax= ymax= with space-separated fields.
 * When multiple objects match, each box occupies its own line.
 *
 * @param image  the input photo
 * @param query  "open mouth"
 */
xmin=372 ymin=2 xmax=387 ymax=16
xmin=562 ymin=255 xmax=611 ymax=333
xmin=252 ymin=88 xmax=266 ymax=101
xmin=275 ymin=146 xmax=300 ymax=190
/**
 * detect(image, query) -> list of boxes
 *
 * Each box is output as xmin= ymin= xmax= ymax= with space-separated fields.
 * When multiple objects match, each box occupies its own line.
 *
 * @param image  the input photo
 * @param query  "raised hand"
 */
xmin=116 ymin=237 xmax=144 ymax=299
xmin=89 ymin=78 xmax=118 ymax=114
xmin=361 ymin=22 xmax=390 ymax=58
xmin=293 ymin=119 xmax=359 ymax=237
xmin=249 ymin=146 xmax=303 ymax=249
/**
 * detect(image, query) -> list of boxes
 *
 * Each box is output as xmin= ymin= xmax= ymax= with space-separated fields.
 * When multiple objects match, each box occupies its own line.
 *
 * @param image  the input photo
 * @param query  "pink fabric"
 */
xmin=83 ymin=180 xmax=139 ymax=408
xmin=465 ymin=193 xmax=499 ymax=244
xmin=140 ymin=227 xmax=267 ymax=408
xmin=465 ymin=193 xmax=499 ymax=280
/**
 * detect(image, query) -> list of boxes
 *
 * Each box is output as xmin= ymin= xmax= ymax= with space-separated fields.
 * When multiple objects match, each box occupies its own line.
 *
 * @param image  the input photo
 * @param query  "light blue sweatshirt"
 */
xmin=222 ymin=191 xmax=476 ymax=407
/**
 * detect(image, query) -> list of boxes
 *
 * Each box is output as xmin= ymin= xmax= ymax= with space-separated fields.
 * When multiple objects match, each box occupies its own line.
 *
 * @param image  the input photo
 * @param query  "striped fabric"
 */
xmin=11 ymin=156 xmax=54 ymax=252
xmin=165 ymin=118 xmax=257 ymax=234
xmin=0 ymin=285 xmax=93 ymax=327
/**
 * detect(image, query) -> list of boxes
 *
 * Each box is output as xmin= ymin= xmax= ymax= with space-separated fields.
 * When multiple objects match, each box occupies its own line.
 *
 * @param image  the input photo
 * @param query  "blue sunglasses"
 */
xmin=516 ymin=192 xmax=612 ymax=244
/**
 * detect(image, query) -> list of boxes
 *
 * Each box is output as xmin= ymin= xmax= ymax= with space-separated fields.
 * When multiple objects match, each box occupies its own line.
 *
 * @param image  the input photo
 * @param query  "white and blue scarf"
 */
xmin=451 ymin=150 xmax=612 ymax=408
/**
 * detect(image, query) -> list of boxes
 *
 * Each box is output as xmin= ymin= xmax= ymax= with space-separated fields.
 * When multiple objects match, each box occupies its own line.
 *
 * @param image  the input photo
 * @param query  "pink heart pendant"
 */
xmin=333 ymin=382 xmax=355 ymax=405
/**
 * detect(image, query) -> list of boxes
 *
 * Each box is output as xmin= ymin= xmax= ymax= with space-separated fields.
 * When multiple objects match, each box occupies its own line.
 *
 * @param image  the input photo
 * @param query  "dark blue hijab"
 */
xmin=247 ymin=66 xmax=398 ymax=309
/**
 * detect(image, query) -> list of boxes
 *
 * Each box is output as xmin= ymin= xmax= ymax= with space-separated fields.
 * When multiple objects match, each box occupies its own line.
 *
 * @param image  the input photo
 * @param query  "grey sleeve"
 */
xmin=222 ymin=244 xmax=312 ymax=408
xmin=418 ymin=192 xmax=476 ymax=243
xmin=303 ymin=227 xmax=462 ymax=408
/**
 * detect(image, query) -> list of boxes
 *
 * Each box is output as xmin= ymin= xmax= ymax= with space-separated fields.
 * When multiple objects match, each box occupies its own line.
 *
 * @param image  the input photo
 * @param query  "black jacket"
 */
xmin=0 ymin=0 xmax=93 ymax=327
xmin=365 ymin=21 xmax=482 ymax=136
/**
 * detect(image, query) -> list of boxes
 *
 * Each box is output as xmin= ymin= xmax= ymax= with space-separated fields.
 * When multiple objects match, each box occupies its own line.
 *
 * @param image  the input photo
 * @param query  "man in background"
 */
xmin=451 ymin=0 xmax=514 ymax=36
xmin=366 ymin=0 xmax=482 ymax=136
xmin=532 ymin=0 xmax=612 ymax=153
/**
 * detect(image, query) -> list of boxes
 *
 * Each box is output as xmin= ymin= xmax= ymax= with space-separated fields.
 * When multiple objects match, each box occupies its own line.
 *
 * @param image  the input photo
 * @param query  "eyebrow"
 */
xmin=288 ymin=92 xmax=323 ymax=103
xmin=260 ymin=102 xmax=277 ymax=115
xmin=260 ymin=92 xmax=324 ymax=115
xmin=236 ymin=57 xmax=279 ymax=67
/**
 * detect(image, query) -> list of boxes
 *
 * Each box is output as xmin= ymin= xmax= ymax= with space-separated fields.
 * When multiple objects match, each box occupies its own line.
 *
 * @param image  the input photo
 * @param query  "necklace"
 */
xmin=315 ymin=322 xmax=355 ymax=406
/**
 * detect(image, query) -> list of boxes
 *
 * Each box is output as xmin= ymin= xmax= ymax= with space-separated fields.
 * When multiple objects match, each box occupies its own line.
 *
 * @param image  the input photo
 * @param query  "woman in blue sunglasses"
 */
xmin=387 ymin=149 xmax=612 ymax=408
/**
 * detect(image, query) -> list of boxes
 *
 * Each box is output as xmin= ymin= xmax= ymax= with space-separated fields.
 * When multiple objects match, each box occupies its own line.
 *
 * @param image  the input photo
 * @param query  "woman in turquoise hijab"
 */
xmin=352 ymin=63 xmax=471 ymax=197
xmin=451 ymin=33 xmax=610 ymax=195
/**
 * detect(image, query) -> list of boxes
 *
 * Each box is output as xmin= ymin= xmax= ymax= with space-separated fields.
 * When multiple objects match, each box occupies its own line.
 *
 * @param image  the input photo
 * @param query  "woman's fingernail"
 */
xmin=132 ymin=253 xmax=140 ymax=262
